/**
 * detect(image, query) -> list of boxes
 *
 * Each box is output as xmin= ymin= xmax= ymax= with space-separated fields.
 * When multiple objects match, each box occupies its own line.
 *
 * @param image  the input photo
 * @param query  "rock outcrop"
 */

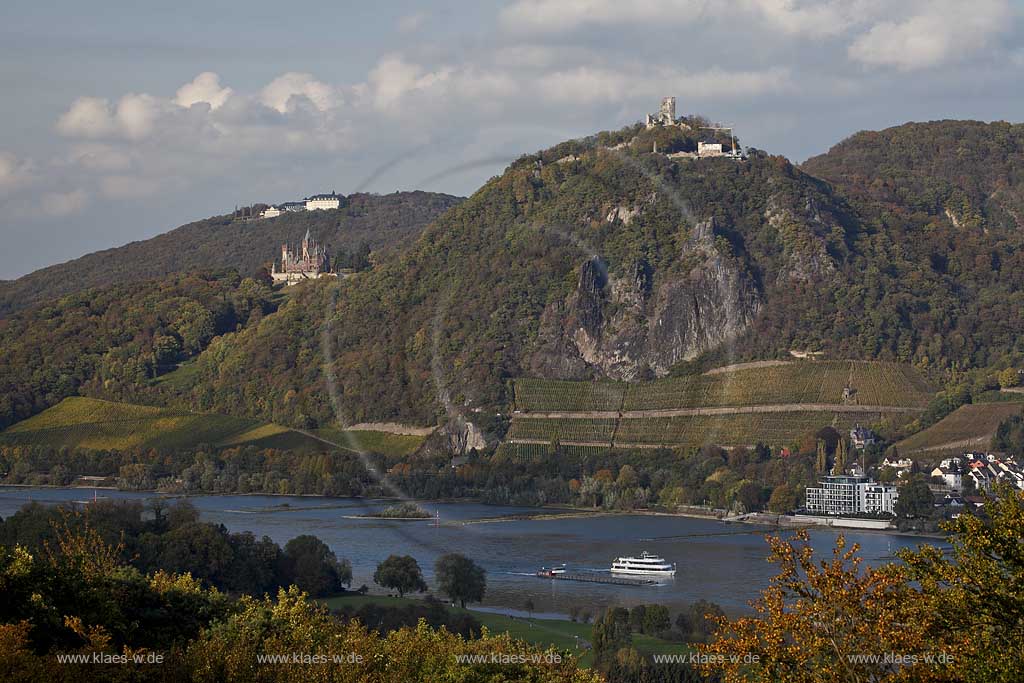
xmin=530 ymin=216 xmax=760 ymax=380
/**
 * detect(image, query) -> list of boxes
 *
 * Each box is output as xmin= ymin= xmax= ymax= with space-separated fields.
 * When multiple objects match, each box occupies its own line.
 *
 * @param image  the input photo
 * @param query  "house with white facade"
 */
xmin=931 ymin=458 xmax=964 ymax=491
xmin=881 ymin=455 xmax=914 ymax=479
xmin=850 ymin=424 xmax=877 ymax=449
xmin=306 ymin=192 xmax=343 ymax=211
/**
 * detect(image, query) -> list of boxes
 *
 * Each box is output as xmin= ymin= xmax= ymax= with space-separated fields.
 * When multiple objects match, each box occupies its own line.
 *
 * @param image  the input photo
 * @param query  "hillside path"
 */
xmin=515 ymin=403 xmax=923 ymax=420
xmin=292 ymin=428 xmax=360 ymax=453
xmin=507 ymin=438 xmax=681 ymax=450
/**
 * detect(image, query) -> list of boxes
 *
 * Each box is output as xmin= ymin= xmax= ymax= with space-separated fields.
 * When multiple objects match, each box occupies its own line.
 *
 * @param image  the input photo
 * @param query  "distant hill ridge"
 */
xmin=0 ymin=191 xmax=462 ymax=316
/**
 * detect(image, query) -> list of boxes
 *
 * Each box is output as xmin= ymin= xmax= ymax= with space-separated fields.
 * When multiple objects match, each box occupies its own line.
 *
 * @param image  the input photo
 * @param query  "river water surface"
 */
xmin=0 ymin=487 xmax=945 ymax=618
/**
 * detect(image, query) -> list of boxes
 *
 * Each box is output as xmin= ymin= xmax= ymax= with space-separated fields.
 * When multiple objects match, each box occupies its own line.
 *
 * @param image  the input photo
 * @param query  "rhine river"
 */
xmin=0 ymin=487 xmax=945 ymax=618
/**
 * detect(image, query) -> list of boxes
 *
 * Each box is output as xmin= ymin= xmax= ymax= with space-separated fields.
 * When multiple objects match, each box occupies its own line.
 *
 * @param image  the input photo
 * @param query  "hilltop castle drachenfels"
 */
xmin=645 ymin=96 xmax=744 ymax=160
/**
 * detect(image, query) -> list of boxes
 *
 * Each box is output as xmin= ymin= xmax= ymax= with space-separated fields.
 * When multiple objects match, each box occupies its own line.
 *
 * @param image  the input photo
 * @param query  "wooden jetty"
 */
xmin=536 ymin=571 xmax=659 ymax=587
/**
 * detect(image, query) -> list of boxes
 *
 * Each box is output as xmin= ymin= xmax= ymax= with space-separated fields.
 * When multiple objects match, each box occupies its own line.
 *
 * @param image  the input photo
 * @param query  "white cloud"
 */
xmin=67 ymin=144 xmax=134 ymax=172
xmin=499 ymin=0 xmax=878 ymax=37
xmin=175 ymin=72 xmax=233 ymax=109
xmin=368 ymin=56 xmax=452 ymax=112
xmin=115 ymin=94 xmax=163 ymax=139
xmin=0 ymin=152 xmax=36 ymax=193
xmin=57 ymin=94 xmax=165 ymax=140
xmin=99 ymin=174 xmax=161 ymax=200
xmin=57 ymin=97 xmax=118 ymax=138
xmin=41 ymin=189 xmax=89 ymax=216
xmin=848 ymin=0 xmax=1015 ymax=70
xmin=260 ymin=72 xmax=339 ymax=113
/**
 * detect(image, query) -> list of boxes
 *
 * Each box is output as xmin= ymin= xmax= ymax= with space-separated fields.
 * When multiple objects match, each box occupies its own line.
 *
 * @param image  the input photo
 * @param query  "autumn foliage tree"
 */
xmin=697 ymin=488 xmax=1024 ymax=682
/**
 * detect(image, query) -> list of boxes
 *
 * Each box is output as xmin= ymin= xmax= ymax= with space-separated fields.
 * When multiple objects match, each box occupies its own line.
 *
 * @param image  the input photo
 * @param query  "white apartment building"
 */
xmin=859 ymin=482 xmax=899 ymax=515
xmin=806 ymin=475 xmax=898 ymax=516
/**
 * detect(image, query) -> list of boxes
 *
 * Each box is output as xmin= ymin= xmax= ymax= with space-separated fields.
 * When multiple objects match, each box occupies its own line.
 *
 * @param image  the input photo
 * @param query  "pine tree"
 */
xmin=834 ymin=437 xmax=849 ymax=475
xmin=815 ymin=439 xmax=828 ymax=473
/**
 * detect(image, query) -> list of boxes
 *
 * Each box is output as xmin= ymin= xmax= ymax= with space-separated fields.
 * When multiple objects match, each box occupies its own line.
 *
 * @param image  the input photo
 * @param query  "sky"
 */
xmin=1 ymin=0 xmax=1022 ymax=280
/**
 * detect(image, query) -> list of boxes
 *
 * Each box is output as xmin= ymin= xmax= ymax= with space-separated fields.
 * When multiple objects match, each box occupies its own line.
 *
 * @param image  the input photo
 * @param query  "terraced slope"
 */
xmin=515 ymin=361 xmax=931 ymax=413
xmin=0 ymin=397 xmax=332 ymax=453
xmin=506 ymin=361 xmax=933 ymax=450
xmin=896 ymin=402 xmax=1024 ymax=458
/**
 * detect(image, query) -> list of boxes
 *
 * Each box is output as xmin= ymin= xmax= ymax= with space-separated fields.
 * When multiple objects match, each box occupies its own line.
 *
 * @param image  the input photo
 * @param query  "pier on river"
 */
xmin=537 ymin=571 xmax=660 ymax=587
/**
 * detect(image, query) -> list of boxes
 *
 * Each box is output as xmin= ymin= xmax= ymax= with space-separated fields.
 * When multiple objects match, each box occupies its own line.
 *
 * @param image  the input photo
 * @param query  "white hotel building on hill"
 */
xmin=806 ymin=475 xmax=898 ymax=516
xmin=305 ymin=192 xmax=342 ymax=211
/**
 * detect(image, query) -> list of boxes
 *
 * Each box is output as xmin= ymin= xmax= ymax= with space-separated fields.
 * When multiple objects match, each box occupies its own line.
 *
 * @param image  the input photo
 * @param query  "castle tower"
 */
xmin=660 ymin=96 xmax=676 ymax=123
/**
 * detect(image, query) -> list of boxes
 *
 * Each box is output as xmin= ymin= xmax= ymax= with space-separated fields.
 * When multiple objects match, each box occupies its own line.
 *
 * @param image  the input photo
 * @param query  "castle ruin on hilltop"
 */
xmin=271 ymin=229 xmax=337 ymax=285
xmin=646 ymin=96 xmax=678 ymax=128
xmin=646 ymin=96 xmax=744 ymax=160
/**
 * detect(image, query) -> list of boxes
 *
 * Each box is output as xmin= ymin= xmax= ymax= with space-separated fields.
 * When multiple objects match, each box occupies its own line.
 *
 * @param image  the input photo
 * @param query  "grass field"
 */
xmin=514 ymin=361 xmax=933 ymax=413
xmin=896 ymin=402 xmax=1024 ymax=458
xmin=319 ymin=594 xmax=687 ymax=668
xmin=0 ymin=397 xmax=328 ymax=453
xmin=315 ymin=428 xmax=426 ymax=457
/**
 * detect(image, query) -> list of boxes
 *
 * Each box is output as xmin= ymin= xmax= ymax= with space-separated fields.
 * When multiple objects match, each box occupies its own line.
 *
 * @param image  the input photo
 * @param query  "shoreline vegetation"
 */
xmin=0 ymin=484 xmax=944 ymax=537
xmin=356 ymin=501 xmax=432 ymax=519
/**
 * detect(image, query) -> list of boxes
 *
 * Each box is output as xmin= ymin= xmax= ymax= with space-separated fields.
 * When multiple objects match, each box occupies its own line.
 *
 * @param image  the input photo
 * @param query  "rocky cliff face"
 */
xmin=764 ymin=190 xmax=841 ymax=284
xmin=529 ymin=216 xmax=761 ymax=380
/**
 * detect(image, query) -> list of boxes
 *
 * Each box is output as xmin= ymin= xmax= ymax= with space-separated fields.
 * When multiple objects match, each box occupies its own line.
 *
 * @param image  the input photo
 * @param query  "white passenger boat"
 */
xmin=610 ymin=551 xmax=676 ymax=576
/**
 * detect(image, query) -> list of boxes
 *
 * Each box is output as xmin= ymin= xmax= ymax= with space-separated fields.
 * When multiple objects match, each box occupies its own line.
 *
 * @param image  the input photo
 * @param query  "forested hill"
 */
xmin=150 ymin=120 xmax=1024 ymax=433
xmin=802 ymin=120 xmax=1024 ymax=231
xmin=5 ymin=120 xmax=1024 ymax=439
xmin=0 ymin=191 xmax=461 ymax=316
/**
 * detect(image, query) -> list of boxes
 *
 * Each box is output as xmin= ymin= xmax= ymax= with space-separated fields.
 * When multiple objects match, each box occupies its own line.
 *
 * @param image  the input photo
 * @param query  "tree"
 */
xmin=815 ymin=439 xmax=828 ymax=474
xmin=628 ymin=604 xmax=646 ymax=633
xmin=877 ymin=466 xmax=897 ymax=484
xmin=616 ymin=464 xmax=638 ymax=488
xmin=675 ymin=599 xmax=725 ymax=643
xmin=696 ymin=531 xmax=949 ymax=682
xmin=173 ymin=301 xmax=216 ymax=354
xmin=767 ymin=484 xmax=798 ymax=513
xmin=434 ymin=553 xmax=486 ymax=608
xmin=697 ymin=489 xmax=1024 ymax=683
xmin=283 ymin=535 xmax=352 ymax=597
xmin=150 ymin=522 xmax=235 ymax=587
xmin=898 ymin=486 xmax=1024 ymax=682
xmin=833 ymin=437 xmax=849 ymax=475
xmin=524 ymin=598 xmax=535 ymax=619
xmin=992 ymin=412 xmax=1024 ymax=455
xmin=998 ymin=367 xmax=1020 ymax=389
xmin=373 ymin=554 xmax=427 ymax=598
xmin=642 ymin=604 xmax=671 ymax=636
xmin=732 ymin=480 xmax=765 ymax=513
xmin=592 ymin=607 xmax=631 ymax=657
xmin=894 ymin=476 xmax=934 ymax=518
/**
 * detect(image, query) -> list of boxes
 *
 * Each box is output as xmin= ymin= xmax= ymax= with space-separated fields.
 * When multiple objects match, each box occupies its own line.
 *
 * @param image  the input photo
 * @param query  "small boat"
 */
xmin=610 ymin=551 xmax=676 ymax=577
xmin=536 ymin=563 xmax=568 ymax=578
